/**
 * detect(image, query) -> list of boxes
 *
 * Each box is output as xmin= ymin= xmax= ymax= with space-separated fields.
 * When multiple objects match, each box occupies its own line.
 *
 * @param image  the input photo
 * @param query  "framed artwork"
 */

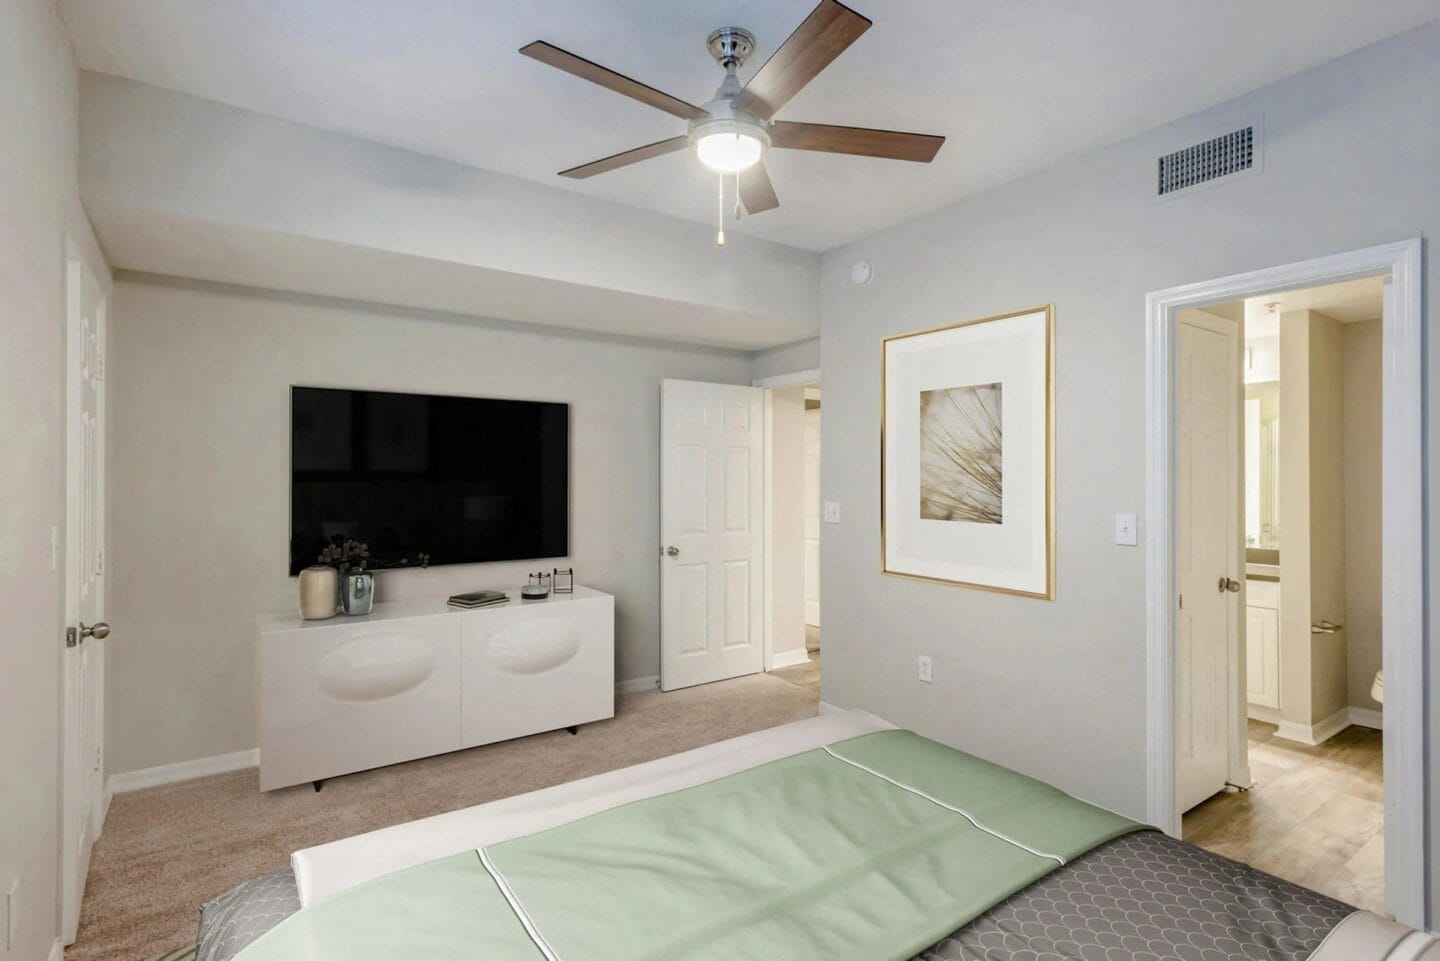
xmin=881 ymin=305 xmax=1054 ymax=598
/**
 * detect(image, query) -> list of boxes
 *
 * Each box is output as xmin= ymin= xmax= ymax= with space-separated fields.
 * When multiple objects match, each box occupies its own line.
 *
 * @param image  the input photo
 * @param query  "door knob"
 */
xmin=665 ymin=546 xmax=680 ymax=557
xmin=1217 ymin=577 xmax=1241 ymax=593
xmin=68 ymin=621 xmax=110 ymax=646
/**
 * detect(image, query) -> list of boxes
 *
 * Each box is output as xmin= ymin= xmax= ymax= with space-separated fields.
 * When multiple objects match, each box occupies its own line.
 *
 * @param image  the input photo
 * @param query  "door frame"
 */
xmin=1144 ymin=239 xmax=1425 ymax=928
xmin=754 ymin=367 xmax=821 ymax=671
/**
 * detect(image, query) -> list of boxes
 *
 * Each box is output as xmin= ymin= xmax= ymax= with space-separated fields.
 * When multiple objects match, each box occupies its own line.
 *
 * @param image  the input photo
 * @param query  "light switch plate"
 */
xmin=1114 ymin=513 xmax=1138 ymax=547
xmin=823 ymin=501 xmax=841 ymax=524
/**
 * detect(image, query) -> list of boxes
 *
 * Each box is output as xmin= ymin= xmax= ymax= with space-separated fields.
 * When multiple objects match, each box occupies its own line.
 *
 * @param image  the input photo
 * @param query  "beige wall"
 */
xmin=1343 ymin=318 xmax=1383 ymax=713
xmin=769 ymin=386 xmax=809 ymax=661
xmin=1306 ymin=311 xmax=1349 ymax=724
xmin=0 ymin=2 xmax=110 ymax=957
xmin=107 ymin=277 xmax=751 ymax=774
xmin=1277 ymin=311 xmax=1315 ymax=728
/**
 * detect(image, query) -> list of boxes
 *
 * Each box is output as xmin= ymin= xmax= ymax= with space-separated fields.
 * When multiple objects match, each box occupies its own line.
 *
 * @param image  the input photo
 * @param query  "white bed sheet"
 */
xmin=293 ymin=709 xmax=896 ymax=905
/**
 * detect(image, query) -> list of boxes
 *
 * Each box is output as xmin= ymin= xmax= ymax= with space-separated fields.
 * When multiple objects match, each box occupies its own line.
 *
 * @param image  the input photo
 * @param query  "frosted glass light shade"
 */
xmin=695 ymin=132 xmax=763 ymax=173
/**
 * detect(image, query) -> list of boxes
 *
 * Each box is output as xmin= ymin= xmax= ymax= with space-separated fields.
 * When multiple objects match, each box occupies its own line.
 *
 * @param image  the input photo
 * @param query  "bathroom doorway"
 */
xmin=1146 ymin=240 xmax=1423 ymax=927
xmin=1178 ymin=277 xmax=1386 ymax=913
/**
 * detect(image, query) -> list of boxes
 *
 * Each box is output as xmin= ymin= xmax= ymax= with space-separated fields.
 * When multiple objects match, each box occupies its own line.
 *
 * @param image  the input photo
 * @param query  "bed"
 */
xmin=198 ymin=711 xmax=1433 ymax=961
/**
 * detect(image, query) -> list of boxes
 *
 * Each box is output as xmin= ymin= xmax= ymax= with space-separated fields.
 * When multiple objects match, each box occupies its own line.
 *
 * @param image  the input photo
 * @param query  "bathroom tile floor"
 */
xmin=1183 ymin=720 xmax=1384 ymax=915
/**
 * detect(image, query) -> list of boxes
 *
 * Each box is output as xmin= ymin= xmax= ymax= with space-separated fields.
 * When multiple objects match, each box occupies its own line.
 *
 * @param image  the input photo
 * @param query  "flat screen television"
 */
xmin=290 ymin=386 xmax=568 ymax=575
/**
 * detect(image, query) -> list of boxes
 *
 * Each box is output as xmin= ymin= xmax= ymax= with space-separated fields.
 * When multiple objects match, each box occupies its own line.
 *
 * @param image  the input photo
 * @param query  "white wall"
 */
xmin=107 ymin=276 xmax=751 ymax=775
xmin=80 ymin=73 xmax=820 ymax=351
xmin=1344 ymin=318 xmax=1383 ymax=713
xmin=0 ymin=2 xmax=110 ymax=957
xmin=751 ymin=338 xmax=821 ymax=383
xmin=815 ymin=19 xmax=1440 ymax=916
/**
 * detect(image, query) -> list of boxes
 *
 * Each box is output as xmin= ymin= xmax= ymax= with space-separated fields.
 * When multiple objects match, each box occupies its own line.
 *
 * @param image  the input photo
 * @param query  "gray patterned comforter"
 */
xmin=197 ymin=831 xmax=1352 ymax=961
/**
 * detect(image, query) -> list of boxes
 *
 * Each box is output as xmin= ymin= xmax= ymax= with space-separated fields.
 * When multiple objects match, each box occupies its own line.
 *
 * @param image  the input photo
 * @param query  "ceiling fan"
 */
xmin=520 ymin=0 xmax=945 ymax=243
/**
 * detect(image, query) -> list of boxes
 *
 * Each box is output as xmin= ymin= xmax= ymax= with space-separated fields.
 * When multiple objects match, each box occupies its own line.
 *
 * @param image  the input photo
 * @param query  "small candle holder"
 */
xmin=552 ymin=568 xmax=574 ymax=594
xmin=521 ymin=571 xmax=552 ymax=599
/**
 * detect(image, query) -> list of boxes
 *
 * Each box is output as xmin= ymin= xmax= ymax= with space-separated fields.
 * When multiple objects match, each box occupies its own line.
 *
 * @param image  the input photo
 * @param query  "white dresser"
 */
xmin=257 ymin=587 xmax=614 ymax=790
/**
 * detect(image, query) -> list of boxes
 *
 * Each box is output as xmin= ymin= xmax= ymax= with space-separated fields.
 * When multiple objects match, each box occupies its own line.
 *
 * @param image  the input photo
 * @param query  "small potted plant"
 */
xmin=318 ymin=538 xmax=430 ymax=615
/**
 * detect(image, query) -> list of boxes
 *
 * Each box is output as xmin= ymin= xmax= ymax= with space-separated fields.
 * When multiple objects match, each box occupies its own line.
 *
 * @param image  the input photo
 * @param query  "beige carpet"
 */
xmin=770 ymin=651 xmax=821 ymax=695
xmin=68 ymin=672 xmax=818 ymax=961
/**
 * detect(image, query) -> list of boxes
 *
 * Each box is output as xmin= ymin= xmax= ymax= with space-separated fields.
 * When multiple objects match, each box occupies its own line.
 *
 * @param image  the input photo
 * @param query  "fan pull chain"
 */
xmin=716 ymin=172 xmax=725 ymax=247
xmin=734 ymin=170 xmax=742 ymax=221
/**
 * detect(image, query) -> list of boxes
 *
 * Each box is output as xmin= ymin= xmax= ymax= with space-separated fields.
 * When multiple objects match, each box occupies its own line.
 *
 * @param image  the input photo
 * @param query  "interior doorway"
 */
xmin=1147 ymin=240 xmax=1424 ymax=928
xmin=1175 ymin=277 xmax=1388 ymax=914
xmin=757 ymin=369 xmax=822 ymax=697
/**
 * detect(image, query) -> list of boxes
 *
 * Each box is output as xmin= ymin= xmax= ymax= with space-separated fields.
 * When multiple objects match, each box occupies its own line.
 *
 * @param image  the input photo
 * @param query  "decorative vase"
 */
xmin=298 ymin=566 xmax=338 ymax=620
xmin=340 ymin=571 xmax=375 ymax=616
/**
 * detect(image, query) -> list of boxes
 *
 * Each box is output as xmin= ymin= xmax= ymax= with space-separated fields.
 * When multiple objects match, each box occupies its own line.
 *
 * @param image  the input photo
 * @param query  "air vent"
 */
xmin=1157 ymin=126 xmax=1254 ymax=196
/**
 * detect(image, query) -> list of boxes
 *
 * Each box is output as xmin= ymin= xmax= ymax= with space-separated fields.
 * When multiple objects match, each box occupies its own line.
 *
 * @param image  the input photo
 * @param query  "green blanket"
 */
xmin=237 ymin=731 xmax=1139 ymax=961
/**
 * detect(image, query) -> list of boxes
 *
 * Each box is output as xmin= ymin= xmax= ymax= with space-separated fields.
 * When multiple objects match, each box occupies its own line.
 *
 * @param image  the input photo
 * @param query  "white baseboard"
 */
xmin=615 ymin=675 xmax=659 ymax=695
xmin=1274 ymin=707 xmax=1351 ymax=747
xmin=106 ymin=747 xmax=259 ymax=796
xmin=1267 ymin=704 xmax=1383 ymax=746
xmin=1348 ymin=706 xmax=1384 ymax=730
xmin=769 ymin=649 xmax=811 ymax=670
xmin=1246 ymin=704 xmax=1282 ymax=725
xmin=818 ymin=700 xmax=844 ymax=716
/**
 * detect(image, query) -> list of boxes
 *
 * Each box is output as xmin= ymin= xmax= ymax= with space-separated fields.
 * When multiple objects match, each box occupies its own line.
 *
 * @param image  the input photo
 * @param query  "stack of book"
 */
xmin=447 ymin=590 xmax=510 ymax=610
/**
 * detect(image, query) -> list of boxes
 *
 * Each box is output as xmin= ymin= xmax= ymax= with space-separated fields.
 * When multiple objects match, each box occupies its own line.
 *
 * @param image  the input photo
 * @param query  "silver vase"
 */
xmin=340 ymin=571 xmax=374 ymax=616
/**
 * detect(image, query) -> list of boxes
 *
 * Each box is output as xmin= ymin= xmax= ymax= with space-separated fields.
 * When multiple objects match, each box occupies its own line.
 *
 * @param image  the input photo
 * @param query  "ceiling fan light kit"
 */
xmin=521 ymin=0 xmax=945 ymax=246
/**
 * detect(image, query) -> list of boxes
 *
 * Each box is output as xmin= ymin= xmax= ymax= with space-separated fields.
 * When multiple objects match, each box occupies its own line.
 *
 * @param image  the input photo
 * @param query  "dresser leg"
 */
xmin=566 ymin=725 xmax=579 ymax=735
xmin=313 ymin=779 xmax=325 ymax=792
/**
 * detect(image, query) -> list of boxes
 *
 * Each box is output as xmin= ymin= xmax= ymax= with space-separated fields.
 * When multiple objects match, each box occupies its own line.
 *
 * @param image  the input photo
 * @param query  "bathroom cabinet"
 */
xmin=1246 ymin=578 xmax=1281 ymax=710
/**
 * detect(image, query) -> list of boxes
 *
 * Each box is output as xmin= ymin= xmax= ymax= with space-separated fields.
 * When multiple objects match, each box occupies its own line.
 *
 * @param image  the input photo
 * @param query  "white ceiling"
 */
xmin=60 ymin=1 xmax=1440 ymax=252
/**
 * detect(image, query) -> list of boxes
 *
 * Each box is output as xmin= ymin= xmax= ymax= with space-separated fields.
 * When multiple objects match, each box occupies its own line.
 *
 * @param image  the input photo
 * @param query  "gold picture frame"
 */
xmin=880 ymin=305 xmax=1055 ymax=599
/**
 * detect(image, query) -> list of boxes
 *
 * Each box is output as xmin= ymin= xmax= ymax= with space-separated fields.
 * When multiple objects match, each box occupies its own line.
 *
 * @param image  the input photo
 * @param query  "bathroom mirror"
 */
xmin=1244 ymin=382 xmax=1280 ymax=552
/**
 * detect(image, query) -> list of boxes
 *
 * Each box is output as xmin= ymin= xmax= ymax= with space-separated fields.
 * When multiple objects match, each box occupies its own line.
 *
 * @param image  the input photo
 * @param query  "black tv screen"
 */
xmin=290 ymin=386 xmax=568 ymax=575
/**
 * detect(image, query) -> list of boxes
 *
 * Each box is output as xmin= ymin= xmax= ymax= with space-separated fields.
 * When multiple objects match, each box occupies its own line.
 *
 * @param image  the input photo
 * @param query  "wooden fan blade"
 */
xmin=559 ymin=136 xmax=689 ymax=179
xmin=770 ymin=121 xmax=945 ymax=162
xmin=521 ymin=41 xmax=707 ymax=121
xmin=733 ymin=0 xmax=871 ymax=120
xmin=739 ymin=163 xmax=780 ymax=214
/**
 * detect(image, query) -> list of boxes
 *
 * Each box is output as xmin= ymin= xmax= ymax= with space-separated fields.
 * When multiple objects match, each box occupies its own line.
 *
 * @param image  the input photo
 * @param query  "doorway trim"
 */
xmin=1144 ymin=239 xmax=1425 ymax=928
xmin=755 ymin=368 xmax=821 ymax=671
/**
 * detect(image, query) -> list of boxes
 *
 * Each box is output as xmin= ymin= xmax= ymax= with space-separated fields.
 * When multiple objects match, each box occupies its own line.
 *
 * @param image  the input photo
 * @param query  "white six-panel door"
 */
xmin=660 ymin=380 xmax=765 ymax=691
xmin=1175 ymin=310 xmax=1241 ymax=814
xmin=62 ymin=245 xmax=108 ymax=942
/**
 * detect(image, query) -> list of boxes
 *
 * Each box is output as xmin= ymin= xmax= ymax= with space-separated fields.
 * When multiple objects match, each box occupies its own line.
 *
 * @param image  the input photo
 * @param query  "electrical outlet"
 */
xmin=917 ymin=654 xmax=933 ymax=684
xmin=823 ymin=501 xmax=841 ymax=524
xmin=1114 ymin=512 xmax=1138 ymax=547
